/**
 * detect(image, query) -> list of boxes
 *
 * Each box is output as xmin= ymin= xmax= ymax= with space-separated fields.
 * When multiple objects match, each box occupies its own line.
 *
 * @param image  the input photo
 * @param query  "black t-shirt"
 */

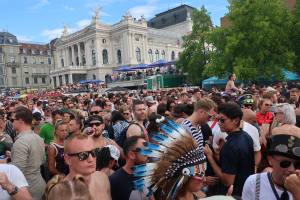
xmin=219 ymin=129 xmax=255 ymax=197
xmin=201 ymin=123 xmax=212 ymax=144
xmin=109 ymin=167 xmax=133 ymax=200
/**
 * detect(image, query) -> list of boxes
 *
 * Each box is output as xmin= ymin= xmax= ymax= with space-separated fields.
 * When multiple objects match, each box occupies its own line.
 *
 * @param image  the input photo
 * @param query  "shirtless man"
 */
xmin=64 ymin=133 xmax=111 ymax=200
xmin=225 ymin=73 xmax=239 ymax=93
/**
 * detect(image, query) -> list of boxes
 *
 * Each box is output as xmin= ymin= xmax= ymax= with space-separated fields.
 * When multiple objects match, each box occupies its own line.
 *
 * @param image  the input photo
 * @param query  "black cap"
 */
xmin=32 ymin=112 xmax=42 ymax=121
xmin=267 ymin=134 xmax=300 ymax=160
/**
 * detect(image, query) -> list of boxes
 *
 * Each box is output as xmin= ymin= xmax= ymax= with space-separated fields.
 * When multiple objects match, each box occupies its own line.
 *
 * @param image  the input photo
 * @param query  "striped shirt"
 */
xmin=181 ymin=119 xmax=204 ymax=149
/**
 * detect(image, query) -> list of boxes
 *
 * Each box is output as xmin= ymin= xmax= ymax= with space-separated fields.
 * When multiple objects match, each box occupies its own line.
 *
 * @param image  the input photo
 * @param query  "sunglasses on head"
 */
xmin=90 ymin=111 xmax=101 ymax=115
xmin=67 ymin=149 xmax=98 ymax=161
xmin=89 ymin=122 xmax=102 ymax=127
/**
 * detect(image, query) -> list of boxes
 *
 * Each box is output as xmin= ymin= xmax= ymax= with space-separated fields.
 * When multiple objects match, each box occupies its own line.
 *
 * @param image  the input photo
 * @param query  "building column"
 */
xmin=69 ymin=74 xmax=73 ymax=84
xmin=96 ymin=40 xmax=102 ymax=66
xmin=71 ymin=45 xmax=75 ymax=66
xmin=84 ymin=41 xmax=89 ymax=66
xmin=143 ymin=35 xmax=147 ymax=63
xmin=65 ymin=48 xmax=69 ymax=66
xmin=62 ymin=74 xmax=66 ymax=86
xmin=78 ymin=43 xmax=82 ymax=66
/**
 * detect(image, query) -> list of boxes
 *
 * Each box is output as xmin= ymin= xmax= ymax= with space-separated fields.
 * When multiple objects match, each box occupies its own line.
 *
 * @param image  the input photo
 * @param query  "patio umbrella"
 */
xmin=130 ymin=63 xmax=149 ymax=70
xmin=148 ymin=60 xmax=169 ymax=67
xmin=113 ymin=65 xmax=136 ymax=72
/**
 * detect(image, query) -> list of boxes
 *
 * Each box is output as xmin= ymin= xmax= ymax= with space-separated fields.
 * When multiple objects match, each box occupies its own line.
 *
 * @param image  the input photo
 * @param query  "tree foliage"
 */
xmin=204 ymin=0 xmax=295 ymax=81
xmin=292 ymin=0 xmax=300 ymax=74
xmin=176 ymin=6 xmax=213 ymax=85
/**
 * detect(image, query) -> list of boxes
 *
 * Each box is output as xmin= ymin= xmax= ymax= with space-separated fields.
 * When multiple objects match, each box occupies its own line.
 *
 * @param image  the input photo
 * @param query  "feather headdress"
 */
xmin=132 ymin=117 xmax=206 ymax=199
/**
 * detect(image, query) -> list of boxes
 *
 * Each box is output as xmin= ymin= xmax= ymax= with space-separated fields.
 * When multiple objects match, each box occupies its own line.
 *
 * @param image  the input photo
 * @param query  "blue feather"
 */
xmin=151 ymin=134 xmax=173 ymax=146
xmin=166 ymin=175 xmax=185 ymax=200
xmin=133 ymin=170 xmax=155 ymax=177
xmin=135 ymin=148 xmax=162 ymax=158
xmin=166 ymin=119 xmax=186 ymax=135
xmin=132 ymin=163 xmax=158 ymax=173
xmin=159 ymin=124 xmax=182 ymax=139
xmin=143 ymin=142 xmax=165 ymax=151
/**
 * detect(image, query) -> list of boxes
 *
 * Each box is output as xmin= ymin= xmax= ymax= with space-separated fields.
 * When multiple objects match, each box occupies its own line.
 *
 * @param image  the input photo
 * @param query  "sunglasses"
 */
xmin=123 ymin=112 xmax=130 ymax=115
xmin=90 ymin=111 xmax=102 ymax=115
xmin=89 ymin=122 xmax=102 ymax=127
xmin=264 ymin=103 xmax=272 ymax=107
xmin=67 ymin=149 xmax=98 ymax=161
xmin=277 ymin=159 xmax=300 ymax=169
xmin=218 ymin=118 xmax=226 ymax=123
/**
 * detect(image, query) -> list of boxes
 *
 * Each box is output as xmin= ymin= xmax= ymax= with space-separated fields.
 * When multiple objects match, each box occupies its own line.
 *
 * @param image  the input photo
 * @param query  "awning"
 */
xmin=79 ymin=80 xmax=104 ymax=84
xmin=113 ymin=65 xmax=136 ymax=72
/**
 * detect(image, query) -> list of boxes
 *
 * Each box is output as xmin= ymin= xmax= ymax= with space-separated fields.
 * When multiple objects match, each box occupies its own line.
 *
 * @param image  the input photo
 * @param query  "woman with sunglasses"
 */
xmin=242 ymin=134 xmax=300 ymax=200
xmin=48 ymin=120 xmax=69 ymax=178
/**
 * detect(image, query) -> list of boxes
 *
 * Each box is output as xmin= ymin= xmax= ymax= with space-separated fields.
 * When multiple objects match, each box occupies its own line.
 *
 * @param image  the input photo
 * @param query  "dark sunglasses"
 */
xmin=90 ymin=111 xmax=102 ymax=115
xmin=123 ymin=112 xmax=130 ymax=115
xmin=278 ymin=159 xmax=300 ymax=169
xmin=67 ymin=149 xmax=98 ymax=161
xmin=89 ymin=122 xmax=102 ymax=127
xmin=218 ymin=118 xmax=226 ymax=123
xmin=264 ymin=103 xmax=272 ymax=107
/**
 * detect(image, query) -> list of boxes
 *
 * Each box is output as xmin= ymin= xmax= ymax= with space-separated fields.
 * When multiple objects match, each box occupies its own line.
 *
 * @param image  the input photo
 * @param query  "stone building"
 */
xmin=50 ymin=5 xmax=195 ymax=88
xmin=0 ymin=32 xmax=53 ymax=88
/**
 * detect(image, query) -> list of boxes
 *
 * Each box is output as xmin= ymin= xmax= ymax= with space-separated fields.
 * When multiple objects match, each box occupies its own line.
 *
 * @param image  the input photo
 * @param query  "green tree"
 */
xmin=292 ymin=0 xmax=300 ymax=74
xmin=204 ymin=0 xmax=295 ymax=82
xmin=176 ymin=6 xmax=213 ymax=85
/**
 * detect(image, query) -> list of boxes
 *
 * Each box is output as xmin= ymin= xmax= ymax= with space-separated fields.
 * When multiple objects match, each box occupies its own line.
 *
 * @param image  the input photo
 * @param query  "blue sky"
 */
xmin=0 ymin=0 xmax=229 ymax=43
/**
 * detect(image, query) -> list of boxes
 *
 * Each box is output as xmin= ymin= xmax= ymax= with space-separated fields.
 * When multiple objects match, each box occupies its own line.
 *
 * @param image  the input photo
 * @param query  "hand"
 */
xmin=204 ymin=144 xmax=213 ymax=158
xmin=226 ymin=185 xmax=233 ymax=196
xmin=0 ymin=172 xmax=12 ymax=190
xmin=204 ymin=176 xmax=219 ymax=186
xmin=284 ymin=170 xmax=300 ymax=196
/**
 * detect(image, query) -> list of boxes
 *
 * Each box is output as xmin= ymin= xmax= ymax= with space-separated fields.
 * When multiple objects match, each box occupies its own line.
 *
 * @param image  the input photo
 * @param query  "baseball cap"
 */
xmin=106 ymin=145 xmax=120 ymax=161
xmin=145 ymin=96 xmax=155 ymax=104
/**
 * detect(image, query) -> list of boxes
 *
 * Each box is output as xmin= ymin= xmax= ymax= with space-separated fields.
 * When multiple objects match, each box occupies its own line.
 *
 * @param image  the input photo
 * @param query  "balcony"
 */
xmin=50 ymin=65 xmax=87 ymax=74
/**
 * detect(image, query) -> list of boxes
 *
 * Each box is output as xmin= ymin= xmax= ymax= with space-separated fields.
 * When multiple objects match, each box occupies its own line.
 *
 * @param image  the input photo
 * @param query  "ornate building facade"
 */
xmin=50 ymin=5 xmax=195 ymax=88
xmin=0 ymin=32 xmax=53 ymax=88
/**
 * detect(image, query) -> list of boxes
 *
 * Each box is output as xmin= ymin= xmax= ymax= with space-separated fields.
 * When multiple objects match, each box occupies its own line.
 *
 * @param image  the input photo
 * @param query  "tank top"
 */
xmin=50 ymin=142 xmax=69 ymax=175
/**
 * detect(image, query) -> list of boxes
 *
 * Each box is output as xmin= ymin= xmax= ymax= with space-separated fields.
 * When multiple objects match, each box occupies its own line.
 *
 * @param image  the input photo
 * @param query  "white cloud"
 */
xmin=30 ymin=0 xmax=50 ymax=10
xmin=63 ymin=5 xmax=75 ymax=11
xmin=41 ymin=28 xmax=64 ymax=40
xmin=16 ymin=35 xmax=33 ymax=42
xmin=76 ymin=19 xmax=91 ymax=28
xmin=128 ymin=0 xmax=159 ymax=19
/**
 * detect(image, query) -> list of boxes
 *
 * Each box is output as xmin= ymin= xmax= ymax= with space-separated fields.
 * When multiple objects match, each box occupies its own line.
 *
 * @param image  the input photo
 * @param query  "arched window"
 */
xmin=161 ymin=50 xmax=165 ymax=60
xmin=102 ymin=49 xmax=108 ymax=64
xmin=92 ymin=50 xmax=96 ymax=65
xmin=117 ymin=50 xmax=122 ymax=64
xmin=136 ymin=47 xmax=141 ymax=63
xmin=61 ymin=58 xmax=64 ymax=67
xmin=148 ymin=49 xmax=153 ymax=62
xmin=171 ymin=51 xmax=175 ymax=61
xmin=155 ymin=50 xmax=159 ymax=61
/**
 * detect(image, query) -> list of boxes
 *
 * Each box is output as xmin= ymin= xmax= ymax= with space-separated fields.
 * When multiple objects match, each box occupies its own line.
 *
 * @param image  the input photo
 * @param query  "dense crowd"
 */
xmin=0 ymin=75 xmax=300 ymax=200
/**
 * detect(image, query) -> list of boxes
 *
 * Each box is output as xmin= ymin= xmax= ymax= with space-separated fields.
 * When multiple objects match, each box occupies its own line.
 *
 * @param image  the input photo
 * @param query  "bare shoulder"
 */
xmin=126 ymin=124 xmax=143 ymax=137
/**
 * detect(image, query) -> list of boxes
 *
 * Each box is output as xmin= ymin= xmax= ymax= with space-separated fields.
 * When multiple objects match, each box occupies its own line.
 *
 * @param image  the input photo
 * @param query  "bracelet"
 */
xmin=8 ymin=185 xmax=18 ymax=196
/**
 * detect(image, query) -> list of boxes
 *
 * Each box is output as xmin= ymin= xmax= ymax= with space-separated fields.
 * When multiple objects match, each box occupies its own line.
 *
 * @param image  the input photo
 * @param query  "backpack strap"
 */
xmin=128 ymin=122 xmax=144 ymax=135
xmin=255 ymin=173 xmax=261 ymax=200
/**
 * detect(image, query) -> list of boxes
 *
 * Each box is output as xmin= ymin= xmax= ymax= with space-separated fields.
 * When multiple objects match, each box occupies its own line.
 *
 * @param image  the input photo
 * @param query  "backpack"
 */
xmin=116 ymin=122 xmax=144 ymax=148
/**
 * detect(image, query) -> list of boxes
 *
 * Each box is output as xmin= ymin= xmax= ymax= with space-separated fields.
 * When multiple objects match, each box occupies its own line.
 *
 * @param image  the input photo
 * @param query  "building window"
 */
xmin=171 ymin=51 xmax=175 ymax=61
xmin=93 ymin=74 xmax=96 ymax=80
xmin=92 ymin=50 xmax=96 ymax=65
xmin=148 ymin=49 xmax=153 ymax=62
xmin=102 ymin=49 xmax=108 ymax=64
xmin=48 ymin=58 xmax=51 ymax=64
xmin=33 ymin=58 xmax=36 ymax=64
xmin=82 ymin=55 xmax=86 ymax=66
xmin=117 ymin=50 xmax=122 ymax=64
xmin=161 ymin=50 xmax=166 ymax=60
xmin=155 ymin=50 xmax=159 ymax=61
xmin=0 ymin=65 xmax=3 ymax=75
xmin=102 ymin=39 xmax=106 ymax=44
xmin=65 ymin=74 xmax=69 ymax=85
xmin=24 ymin=57 xmax=27 ymax=64
xmin=12 ymin=67 xmax=16 ymax=74
xmin=25 ymin=72 xmax=29 ymax=74
xmin=42 ymin=77 xmax=46 ymax=84
xmin=0 ymin=55 xmax=3 ymax=63
xmin=61 ymin=58 xmax=64 ymax=67
xmin=25 ymin=77 xmax=30 ymax=84
xmin=136 ymin=47 xmax=141 ymax=63
xmin=10 ymin=57 xmax=15 ymax=63
xmin=34 ymin=77 xmax=38 ymax=84
xmin=0 ymin=77 xmax=4 ymax=85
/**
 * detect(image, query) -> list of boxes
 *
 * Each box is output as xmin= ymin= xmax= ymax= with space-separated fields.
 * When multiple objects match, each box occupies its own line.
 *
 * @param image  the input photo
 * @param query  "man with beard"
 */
xmin=126 ymin=100 xmax=148 ymax=140
xmin=109 ymin=136 xmax=151 ymax=200
xmin=86 ymin=115 xmax=123 ymax=159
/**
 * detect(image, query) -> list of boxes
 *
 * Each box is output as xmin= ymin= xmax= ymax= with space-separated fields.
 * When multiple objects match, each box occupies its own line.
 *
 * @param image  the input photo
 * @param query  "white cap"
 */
xmin=106 ymin=145 xmax=120 ymax=161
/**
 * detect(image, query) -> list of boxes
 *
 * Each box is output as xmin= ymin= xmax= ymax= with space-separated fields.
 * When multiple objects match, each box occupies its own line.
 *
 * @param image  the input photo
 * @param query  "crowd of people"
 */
xmin=0 ymin=75 xmax=300 ymax=200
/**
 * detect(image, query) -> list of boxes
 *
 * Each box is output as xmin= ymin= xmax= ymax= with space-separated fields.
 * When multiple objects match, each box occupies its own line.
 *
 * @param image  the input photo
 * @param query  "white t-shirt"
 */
xmin=0 ymin=164 xmax=29 ymax=200
xmin=242 ymin=172 xmax=293 ymax=200
xmin=211 ymin=121 xmax=261 ymax=151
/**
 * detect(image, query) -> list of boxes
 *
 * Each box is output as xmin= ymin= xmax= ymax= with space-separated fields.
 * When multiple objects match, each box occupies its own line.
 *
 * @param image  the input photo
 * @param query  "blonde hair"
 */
xmin=194 ymin=97 xmax=216 ymax=112
xmin=64 ymin=133 xmax=88 ymax=153
xmin=45 ymin=175 xmax=92 ymax=200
